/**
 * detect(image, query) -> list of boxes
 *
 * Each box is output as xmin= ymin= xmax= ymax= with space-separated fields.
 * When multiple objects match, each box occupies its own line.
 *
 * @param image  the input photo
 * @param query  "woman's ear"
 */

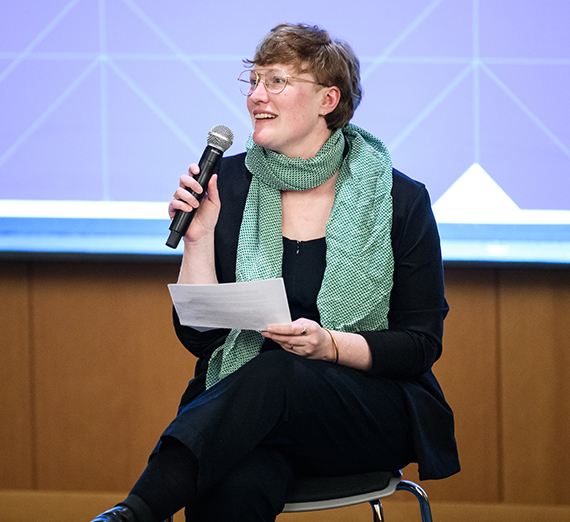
xmin=320 ymin=86 xmax=341 ymax=116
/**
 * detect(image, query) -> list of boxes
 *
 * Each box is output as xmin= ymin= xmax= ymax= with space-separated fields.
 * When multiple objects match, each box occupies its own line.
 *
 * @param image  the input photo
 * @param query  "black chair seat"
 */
xmin=285 ymin=470 xmax=398 ymax=505
xmin=282 ymin=470 xmax=432 ymax=521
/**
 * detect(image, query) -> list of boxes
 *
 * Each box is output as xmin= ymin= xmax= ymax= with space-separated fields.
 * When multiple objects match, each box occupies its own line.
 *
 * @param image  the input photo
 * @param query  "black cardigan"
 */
xmin=173 ymin=152 xmax=460 ymax=480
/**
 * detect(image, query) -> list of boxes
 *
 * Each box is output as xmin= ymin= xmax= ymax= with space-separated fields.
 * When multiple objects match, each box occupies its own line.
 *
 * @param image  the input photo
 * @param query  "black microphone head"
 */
xmin=207 ymin=124 xmax=234 ymax=153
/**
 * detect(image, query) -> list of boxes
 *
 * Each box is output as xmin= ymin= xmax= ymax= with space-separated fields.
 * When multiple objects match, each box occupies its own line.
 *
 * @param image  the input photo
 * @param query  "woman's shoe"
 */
xmin=90 ymin=505 xmax=137 ymax=522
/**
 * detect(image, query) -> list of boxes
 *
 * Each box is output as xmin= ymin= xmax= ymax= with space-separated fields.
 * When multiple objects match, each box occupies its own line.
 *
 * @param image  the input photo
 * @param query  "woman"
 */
xmin=91 ymin=23 xmax=460 ymax=522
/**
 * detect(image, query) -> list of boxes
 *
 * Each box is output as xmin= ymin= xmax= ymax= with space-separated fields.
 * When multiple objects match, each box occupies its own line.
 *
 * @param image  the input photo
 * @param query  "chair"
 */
xmin=282 ymin=470 xmax=432 ymax=522
xmin=165 ymin=470 xmax=432 ymax=522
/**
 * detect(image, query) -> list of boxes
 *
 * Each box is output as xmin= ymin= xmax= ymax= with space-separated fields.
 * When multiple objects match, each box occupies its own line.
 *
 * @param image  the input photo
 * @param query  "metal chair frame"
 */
xmin=282 ymin=471 xmax=433 ymax=522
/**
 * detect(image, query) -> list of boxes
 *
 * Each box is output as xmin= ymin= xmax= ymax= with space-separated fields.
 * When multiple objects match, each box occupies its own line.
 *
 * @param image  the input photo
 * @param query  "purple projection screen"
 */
xmin=1 ymin=0 xmax=569 ymax=262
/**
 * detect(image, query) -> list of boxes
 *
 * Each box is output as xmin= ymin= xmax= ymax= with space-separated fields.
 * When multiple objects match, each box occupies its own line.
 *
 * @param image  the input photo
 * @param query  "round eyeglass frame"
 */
xmin=237 ymin=68 xmax=325 ymax=96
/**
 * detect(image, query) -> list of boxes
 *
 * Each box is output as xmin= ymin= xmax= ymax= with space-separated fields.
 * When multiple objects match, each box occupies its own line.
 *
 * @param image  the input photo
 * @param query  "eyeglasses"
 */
xmin=238 ymin=68 xmax=325 ymax=96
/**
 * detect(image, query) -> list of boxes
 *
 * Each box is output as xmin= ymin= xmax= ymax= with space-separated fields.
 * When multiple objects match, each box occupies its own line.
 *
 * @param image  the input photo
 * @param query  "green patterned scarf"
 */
xmin=205 ymin=124 xmax=394 ymax=389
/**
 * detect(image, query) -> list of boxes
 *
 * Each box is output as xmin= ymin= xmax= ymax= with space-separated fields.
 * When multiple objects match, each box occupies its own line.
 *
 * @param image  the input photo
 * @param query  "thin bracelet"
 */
xmin=323 ymin=328 xmax=339 ymax=364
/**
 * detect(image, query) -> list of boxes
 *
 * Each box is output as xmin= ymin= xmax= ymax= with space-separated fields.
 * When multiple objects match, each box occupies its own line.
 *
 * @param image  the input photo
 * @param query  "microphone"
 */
xmin=166 ymin=124 xmax=234 ymax=249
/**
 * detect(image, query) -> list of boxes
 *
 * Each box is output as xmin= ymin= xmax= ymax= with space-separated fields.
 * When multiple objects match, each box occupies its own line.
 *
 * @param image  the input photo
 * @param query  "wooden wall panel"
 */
xmin=0 ymin=262 xmax=34 ymax=489
xmin=30 ymin=261 xmax=196 ymax=491
xmin=499 ymin=269 xmax=570 ymax=505
xmin=401 ymin=268 xmax=501 ymax=502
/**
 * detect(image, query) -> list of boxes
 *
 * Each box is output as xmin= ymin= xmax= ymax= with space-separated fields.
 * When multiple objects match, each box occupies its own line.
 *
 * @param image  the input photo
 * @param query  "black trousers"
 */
xmin=137 ymin=350 xmax=414 ymax=521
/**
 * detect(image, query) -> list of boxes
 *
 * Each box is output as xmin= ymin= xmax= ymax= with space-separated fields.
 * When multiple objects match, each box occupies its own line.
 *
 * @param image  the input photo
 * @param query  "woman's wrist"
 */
xmin=177 ymin=234 xmax=218 ymax=284
xmin=319 ymin=330 xmax=373 ymax=371
xmin=322 ymin=328 xmax=339 ymax=364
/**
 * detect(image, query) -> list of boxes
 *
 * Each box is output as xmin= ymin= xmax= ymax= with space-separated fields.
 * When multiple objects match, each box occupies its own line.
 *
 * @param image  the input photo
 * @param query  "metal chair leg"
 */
xmin=396 ymin=479 xmax=433 ymax=522
xmin=369 ymin=499 xmax=385 ymax=522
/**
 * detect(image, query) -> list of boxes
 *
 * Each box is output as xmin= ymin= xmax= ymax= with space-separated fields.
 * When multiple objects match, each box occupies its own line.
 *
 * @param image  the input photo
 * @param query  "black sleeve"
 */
xmin=359 ymin=172 xmax=448 ymax=379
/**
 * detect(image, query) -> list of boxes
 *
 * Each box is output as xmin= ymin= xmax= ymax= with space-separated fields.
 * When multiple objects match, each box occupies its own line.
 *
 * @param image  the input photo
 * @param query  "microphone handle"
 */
xmin=166 ymin=146 xmax=223 ymax=249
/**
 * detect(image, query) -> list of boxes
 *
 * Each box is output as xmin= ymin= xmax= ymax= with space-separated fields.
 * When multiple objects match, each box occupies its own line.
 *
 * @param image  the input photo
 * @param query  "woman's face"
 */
xmin=246 ymin=64 xmax=338 ymax=159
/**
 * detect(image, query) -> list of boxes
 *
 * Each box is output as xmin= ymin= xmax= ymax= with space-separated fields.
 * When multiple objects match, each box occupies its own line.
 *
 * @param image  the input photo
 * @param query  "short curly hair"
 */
xmin=244 ymin=23 xmax=362 ymax=130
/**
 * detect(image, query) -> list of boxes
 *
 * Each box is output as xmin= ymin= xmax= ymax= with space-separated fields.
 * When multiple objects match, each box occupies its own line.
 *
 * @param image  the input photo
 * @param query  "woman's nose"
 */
xmin=250 ymin=79 xmax=269 ymax=101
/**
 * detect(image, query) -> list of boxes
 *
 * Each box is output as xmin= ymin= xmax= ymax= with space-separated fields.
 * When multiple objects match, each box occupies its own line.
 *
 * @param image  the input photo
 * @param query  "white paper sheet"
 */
xmin=168 ymin=278 xmax=291 ymax=331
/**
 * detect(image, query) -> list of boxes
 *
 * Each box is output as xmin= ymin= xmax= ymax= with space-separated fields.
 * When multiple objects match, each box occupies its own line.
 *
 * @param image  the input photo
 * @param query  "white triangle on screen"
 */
xmin=432 ymin=163 xmax=520 ymax=224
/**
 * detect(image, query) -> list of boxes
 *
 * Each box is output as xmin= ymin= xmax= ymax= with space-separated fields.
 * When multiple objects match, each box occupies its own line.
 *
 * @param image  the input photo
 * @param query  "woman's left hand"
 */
xmin=261 ymin=319 xmax=336 ymax=362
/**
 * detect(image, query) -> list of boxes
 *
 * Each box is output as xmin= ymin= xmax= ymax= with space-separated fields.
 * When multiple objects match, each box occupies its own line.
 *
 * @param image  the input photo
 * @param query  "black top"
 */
xmin=173 ymin=152 xmax=460 ymax=480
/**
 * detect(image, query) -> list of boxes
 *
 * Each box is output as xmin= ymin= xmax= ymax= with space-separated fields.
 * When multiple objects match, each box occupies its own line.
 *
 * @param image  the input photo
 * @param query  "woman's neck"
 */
xmin=280 ymin=171 xmax=338 ymax=241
